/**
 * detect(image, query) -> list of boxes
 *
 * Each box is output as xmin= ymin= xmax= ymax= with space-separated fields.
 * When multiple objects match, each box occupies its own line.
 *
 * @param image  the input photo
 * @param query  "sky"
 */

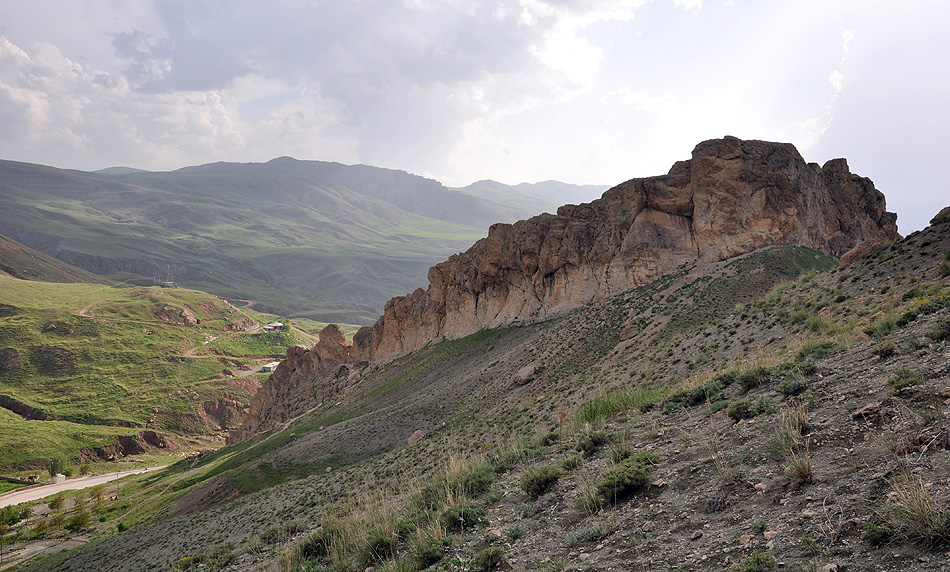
xmin=0 ymin=0 xmax=946 ymax=233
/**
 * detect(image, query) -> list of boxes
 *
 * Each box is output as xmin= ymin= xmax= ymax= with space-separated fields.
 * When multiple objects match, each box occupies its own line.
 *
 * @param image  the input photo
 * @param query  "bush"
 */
xmin=414 ymin=537 xmax=445 ymax=568
xmin=597 ymin=452 xmax=659 ymax=501
xmin=861 ymin=520 xmax=892 ymax=546
xmin=440 ymin=504 xmax=485 ymax=532
xmin=575 ymin=430 xmax=608 ymax=457
xmin=726 ymin=398 xmax=754 ymax=422
xmin=667 ymin=379 xmax=725 ymax=408
xmin=737 ymin=366 xmax=771 ymax=392
xmin=871 ymin=341 xmax=898 ymax=360
xmin=473 ymin=546 xmax=505 ymax=570
xmin=48 ymin=493 xmax=65 ymax=511
xmin=116 ymin=521 xmax=130 ymax=533
xmin=421 ymin=459 xmax=494 ymax=509
xmin=0 ymin=505 xmax=20 ymax=526
xmin=796 ymin=339 xmax=841 ymax=362
xmin=728 ymin=550 xmax=776 ymax=572
xmin=926 ymin=318 xmax=950 ymax=342
xmin=521 ymin=465 xmax=561 ymax=498
xmin=65 ymin=508 xmax=90 ymax=532
xmin=889 ymin=368 xmax=926 ymax=391
xmin=776 ymin=377 xmax=807 ymax=397
xmin=48 ymin=455 xmax=68 ymax=478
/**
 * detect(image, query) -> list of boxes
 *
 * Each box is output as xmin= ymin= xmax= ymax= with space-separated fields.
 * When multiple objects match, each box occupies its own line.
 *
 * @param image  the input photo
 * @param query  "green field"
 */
xmin=0 ymin=275 xmax=318 ymax=477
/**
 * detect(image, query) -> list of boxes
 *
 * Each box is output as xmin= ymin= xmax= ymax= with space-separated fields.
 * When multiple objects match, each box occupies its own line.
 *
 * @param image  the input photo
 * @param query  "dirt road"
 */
xmin=0 ymin=467 xmax=163 ymax=508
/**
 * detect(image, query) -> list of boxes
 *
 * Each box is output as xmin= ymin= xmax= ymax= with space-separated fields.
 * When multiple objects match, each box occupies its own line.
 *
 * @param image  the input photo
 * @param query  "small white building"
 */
xmin=263 ymin=322 xmax=284 ymax=332
xmin=261 ymin=361 xmax=281 ymax=372
xmin=53 ymin=473 xmax=66 ymax=484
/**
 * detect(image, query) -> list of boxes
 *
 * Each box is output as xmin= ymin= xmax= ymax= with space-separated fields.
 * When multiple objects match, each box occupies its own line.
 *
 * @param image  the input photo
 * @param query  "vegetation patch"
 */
xmin=597 ymin=451 xmax=660 ymax=501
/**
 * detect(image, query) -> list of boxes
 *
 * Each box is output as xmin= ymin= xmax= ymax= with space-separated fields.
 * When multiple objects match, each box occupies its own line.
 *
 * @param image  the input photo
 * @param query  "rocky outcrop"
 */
xmin=227 ymin=324 xmax=361 ymax=443
xmin=351 ymin=136 xmax=897 ymax=361
xmin=931 ymin=206 xmax=950 ymax=225
xmin=229 ymin=136 xmax=899 ymax=442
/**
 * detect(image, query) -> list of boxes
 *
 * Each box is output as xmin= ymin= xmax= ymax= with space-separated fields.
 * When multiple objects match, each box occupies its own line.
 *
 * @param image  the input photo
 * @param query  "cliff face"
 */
xmin=228 ymin=136 xmax=899 ymax=442
xmin=352 ymin=136 xmax=897 ymax=361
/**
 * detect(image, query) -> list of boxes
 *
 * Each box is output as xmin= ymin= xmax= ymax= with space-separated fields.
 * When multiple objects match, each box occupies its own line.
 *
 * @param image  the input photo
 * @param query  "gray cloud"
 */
xmin=0 ymin=0 xmax=947 ymax=232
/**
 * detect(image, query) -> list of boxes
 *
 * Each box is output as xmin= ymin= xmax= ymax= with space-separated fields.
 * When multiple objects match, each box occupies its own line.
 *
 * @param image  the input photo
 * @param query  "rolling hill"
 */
xmin=0 ymin=158 xmax=599 ymax=324
xmin=0 ymin=234 xmax=108 ymax=285
xmin=0 ymin=274 xmax=315 ymax=478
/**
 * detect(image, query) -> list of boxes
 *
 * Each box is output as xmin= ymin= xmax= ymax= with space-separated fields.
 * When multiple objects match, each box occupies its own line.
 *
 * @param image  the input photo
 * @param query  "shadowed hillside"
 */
xmin=0 ymin=158 xmax=578 ymax=324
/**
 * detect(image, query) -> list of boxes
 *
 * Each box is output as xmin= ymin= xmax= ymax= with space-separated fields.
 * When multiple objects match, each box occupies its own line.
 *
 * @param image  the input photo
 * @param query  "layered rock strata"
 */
xmin=228 ymin=136 xmax=899 ymax=442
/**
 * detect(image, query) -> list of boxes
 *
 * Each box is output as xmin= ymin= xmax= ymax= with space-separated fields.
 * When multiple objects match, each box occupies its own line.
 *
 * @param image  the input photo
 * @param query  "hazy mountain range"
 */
xmin=0 ymin=158 xmax=606 ymax=323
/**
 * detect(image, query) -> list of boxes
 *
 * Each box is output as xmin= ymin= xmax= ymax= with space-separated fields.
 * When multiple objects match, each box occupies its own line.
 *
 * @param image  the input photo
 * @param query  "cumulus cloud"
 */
xmin=0 ymin=36 xmax=246 ymax=168
xmin=0 ymin=0 xmax=948 ymax=231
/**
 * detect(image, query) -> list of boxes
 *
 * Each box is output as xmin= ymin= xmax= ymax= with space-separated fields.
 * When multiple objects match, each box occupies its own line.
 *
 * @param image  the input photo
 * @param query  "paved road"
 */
xmin=0 ymin=467 xmax=164 ymax=508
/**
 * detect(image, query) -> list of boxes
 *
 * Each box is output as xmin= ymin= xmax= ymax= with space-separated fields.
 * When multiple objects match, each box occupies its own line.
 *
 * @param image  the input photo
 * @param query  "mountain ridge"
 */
xmin=229 ymin=136 xmax=899 ymax=442
xmin=0 ymin=157 xmax=587 ymax=323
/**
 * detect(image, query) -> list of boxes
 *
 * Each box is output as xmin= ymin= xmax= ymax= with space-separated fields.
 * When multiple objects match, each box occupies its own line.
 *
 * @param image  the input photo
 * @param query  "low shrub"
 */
xmin=871 ymin=341 xmax=899 ymax=359
xmin=926 ymin=318 xmax=950 ymax=342
xmin=440 ymin=504 xmax=485 ymax=532
xmin=728 ymin=550 xmax=776 ymax=572
xmin=726 ymin=398 xmax=754 ymax=422
xmin=796 ymin=339 xmax=841 ymax=362
xmin=776 ymin=377 xmax=807 ymax=397
xmin=597 ymin=451 xmax=659 ymax=501
xmin=889 ymin=368 xmax=926 ymax=391
xmin=521 ymin=465 xmax=561 ymax=498
xmin=473 ymin=546 xmax=505 ymax=570
xmin=575 ymin=430 xmax=608 ymax=457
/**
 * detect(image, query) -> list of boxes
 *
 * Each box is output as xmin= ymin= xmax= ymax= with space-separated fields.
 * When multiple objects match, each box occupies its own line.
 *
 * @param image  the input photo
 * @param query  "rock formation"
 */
xmin=228 ymin=136 xmax=899 ymax=443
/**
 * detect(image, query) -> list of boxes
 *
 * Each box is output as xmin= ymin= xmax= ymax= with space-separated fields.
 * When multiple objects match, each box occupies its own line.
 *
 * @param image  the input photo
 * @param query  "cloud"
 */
xmin=602 ymin=88 xmax=676 ymax=112
xmin=1 ymin=0 xmax=948 ymax=233
xmin=0 ymin=36 xmax=246 ymax=168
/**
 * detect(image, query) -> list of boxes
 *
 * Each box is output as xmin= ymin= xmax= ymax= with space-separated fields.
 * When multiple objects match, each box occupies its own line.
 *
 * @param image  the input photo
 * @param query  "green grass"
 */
xmin=0 ymin=276 xmax=301 ymax=475
xmin=575 ymin=386 xmax=670 ymax=424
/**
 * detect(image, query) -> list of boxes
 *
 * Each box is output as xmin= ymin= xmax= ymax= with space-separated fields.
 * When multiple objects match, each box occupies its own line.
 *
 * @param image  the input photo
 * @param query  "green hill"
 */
xmin=0 ymin=234 xmax=108 ymax=285
xmin=0 ymin=158 xmax=559 ymax=324
xmin=0 ymin=276 xmax=321 ymax=477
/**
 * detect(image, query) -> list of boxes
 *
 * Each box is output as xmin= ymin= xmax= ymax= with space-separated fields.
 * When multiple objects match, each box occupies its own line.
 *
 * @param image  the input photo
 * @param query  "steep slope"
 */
xmin=231 ymin=136 xmax=899 ymax=440
xmin=0 ymin=234 xmax=108 ymax=284
xmin=0 ymin=158 xmax=552 ymax=323
xmin=15 ymin=208 xmax=948 ymax=572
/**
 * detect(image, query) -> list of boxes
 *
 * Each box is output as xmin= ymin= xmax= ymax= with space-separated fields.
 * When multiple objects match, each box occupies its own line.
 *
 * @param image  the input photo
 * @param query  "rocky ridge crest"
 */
xmin=228 ymin=136 xmax=899 ymax=442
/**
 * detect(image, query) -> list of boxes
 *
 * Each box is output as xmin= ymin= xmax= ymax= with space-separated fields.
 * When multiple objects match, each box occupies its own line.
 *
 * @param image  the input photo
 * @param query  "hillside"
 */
xmin=0 ymin=276 xmax=318 ymax=478
xmin=6 ymin=209 xmax=948 ymax=571
xmin=0 ymin=158 xmax=563 ymax=324
xmin=0 ymin=235 xmax=108 ymax=285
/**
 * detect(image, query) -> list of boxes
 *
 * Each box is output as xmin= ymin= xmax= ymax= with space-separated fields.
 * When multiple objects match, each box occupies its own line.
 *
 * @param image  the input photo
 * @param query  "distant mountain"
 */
xmin=513 ymin=180 xmax=609 ymax=205
xmin=93 ymin=166 xmax=150 ymax=175
xmin=455 ymin=180 xmax=609 ymax=221
xmin=0 ymin=158 xmax=560 ymax=323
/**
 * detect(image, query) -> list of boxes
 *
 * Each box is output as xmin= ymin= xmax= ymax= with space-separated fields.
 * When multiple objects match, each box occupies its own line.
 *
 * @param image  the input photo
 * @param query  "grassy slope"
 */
xmin=11 ymin=220 xmax=950 ymax=572
xmin=0 ymin=276 xmax=322 ymax=477
xmin=0 ymin=235 xmax=109 ymax=285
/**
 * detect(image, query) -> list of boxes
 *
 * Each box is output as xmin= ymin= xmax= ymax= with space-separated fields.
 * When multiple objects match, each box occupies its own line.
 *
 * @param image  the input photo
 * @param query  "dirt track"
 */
xmin=0 ymin=467 xmax=163 ymax=509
